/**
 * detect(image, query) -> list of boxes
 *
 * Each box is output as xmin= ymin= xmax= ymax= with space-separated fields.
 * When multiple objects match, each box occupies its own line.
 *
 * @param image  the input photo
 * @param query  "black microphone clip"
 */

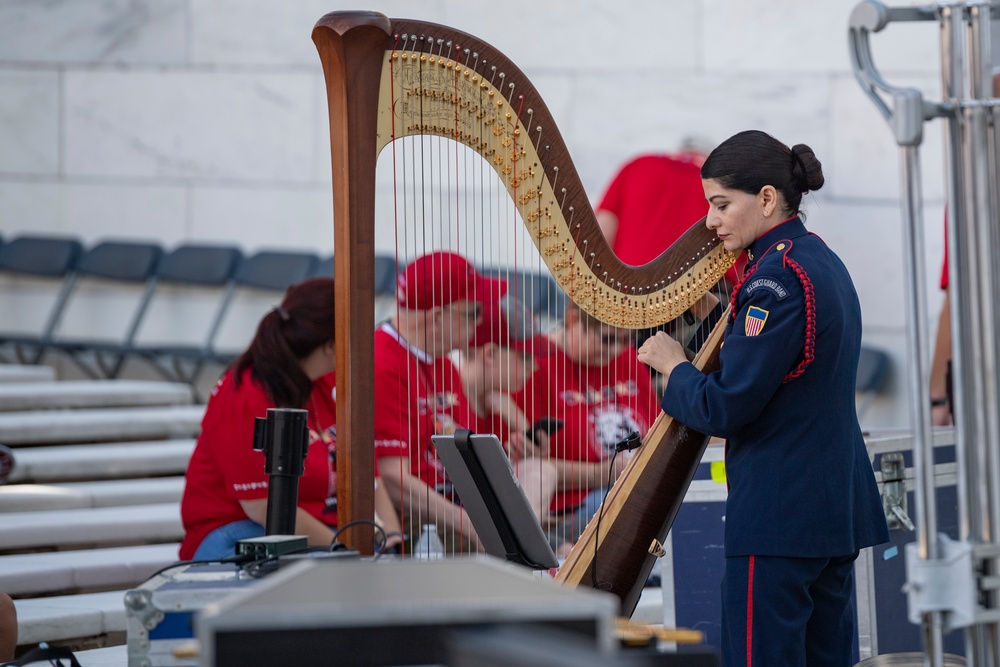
xmin=614 ymin=430 xmax=642 ymax=453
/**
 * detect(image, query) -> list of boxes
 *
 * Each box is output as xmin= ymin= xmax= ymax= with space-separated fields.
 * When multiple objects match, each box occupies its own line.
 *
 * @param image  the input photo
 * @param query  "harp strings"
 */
xmin=382 ymin=28 xmax=731 ymax=555
xmin=386 ymin=32 xmax=529 ymax=550
xmin=535 ymin=254 xmax=732 ymax=552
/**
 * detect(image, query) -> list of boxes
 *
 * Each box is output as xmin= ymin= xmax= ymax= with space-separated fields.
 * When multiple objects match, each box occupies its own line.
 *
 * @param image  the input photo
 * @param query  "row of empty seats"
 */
xmin=0 ymin=236 xmax=331 ymax=389
xmin=0 ymin=235 xmax=568 ymax=395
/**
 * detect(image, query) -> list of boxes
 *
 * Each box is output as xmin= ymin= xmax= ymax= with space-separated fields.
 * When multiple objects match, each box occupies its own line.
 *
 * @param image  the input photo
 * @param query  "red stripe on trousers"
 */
xmin=746 ymin=555 xmax=755 ymax=667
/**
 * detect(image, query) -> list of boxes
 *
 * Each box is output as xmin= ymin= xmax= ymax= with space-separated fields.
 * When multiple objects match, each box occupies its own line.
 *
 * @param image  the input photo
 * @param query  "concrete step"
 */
xmin=68 ymin=644 xmax=127 ymax=667
xmin=14 ymin=589 xmax=126 ymax=647
xmin=0 ymin=476 xmax=184 ymax=511
xmin=1 ymin=543 xmax=180 ymax=596
xmin=0 ymin=380 xmax=193 ymax=412
xmin=7 ymin=439 xmax=194 ymax=483
xmin=0 ymin=364 xmax=55 ymax=383
xmin=0 ymin=502 xmax=182 ymax=552
xmin=0 ymin=405 xmax=203 ymax=446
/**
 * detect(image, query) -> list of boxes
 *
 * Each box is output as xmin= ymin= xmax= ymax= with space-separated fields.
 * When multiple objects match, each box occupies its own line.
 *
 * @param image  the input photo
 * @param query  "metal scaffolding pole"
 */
xmin=850 ymin=1 xmax=998 ymax=664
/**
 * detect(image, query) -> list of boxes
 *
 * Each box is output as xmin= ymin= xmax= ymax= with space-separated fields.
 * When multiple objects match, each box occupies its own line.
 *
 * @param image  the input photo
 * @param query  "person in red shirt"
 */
xmin=374 ymin=251 xmax=499 ymax=552
xmin=931 ymin=230 xmax=953 ymax=426
xmin=458 ymin=290 xmax=557 ymax=521
xmin=180 ymin=278 xmax=401 ymax=560
xmin=597 ymin=152 xmax=711 ymax=267
xmin=519 ymin=302 xmax=660 ymax=547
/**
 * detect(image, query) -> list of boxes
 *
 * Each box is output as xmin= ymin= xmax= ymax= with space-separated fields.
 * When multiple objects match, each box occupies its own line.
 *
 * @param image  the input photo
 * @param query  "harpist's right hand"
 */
xmin=637 ymin=331 xmax=688 ymax=378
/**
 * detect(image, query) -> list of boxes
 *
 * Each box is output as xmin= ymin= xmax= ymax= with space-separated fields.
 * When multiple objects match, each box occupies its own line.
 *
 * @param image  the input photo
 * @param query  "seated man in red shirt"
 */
xmin=374 ymin=251 xmax=497 ymax=553
xmin=458 ymin=288 xmax=557 ymax=522
xmin=519 ymin=302 xmax=660 ymax=550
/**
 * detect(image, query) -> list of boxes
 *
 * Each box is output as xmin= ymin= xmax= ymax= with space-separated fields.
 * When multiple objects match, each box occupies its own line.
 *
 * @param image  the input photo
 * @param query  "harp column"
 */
xmin=313 ymin=13 xmax=392 ymax=555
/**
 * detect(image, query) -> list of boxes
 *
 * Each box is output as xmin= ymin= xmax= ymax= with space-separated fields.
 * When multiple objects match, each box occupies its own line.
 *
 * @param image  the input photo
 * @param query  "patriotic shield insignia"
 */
xmin=744 ymin=306 xmax=769 ymax=336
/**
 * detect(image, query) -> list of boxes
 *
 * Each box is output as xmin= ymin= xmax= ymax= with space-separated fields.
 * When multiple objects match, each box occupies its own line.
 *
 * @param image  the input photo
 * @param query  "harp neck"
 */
xmin=315 ymin=12 xmax=734 ymax=330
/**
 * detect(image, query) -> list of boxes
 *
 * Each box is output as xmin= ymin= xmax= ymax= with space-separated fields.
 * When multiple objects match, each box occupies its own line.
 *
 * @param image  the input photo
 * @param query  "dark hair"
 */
xmin=233 ymin=277 xmax=335 ymax=408
xmin=700 ymin=130 xmax=824 ymax=218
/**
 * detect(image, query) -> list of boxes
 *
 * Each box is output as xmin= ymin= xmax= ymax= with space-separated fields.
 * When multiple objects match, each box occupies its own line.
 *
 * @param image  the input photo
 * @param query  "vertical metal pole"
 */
xmin=967 ymin=101 xmax=1000 ymax=665
xmin=943 ymin=2 xmax=1000 ymax=662
xmin=965 ymin=4 xmax=997 ymax=534
xmin=967 ymin=2 xmax=993 ymax=100
xmin=857 ymin=547 xmax=880 ymax=658
xmin=967 ymin=6 xmax=999 ymax=660
xmin=899 ymin=141 xmax=944 ymax=667
xmin=939 ymin=5 xmax=987 ymax=664
xmin=993 ymin=94 xmax=1000 ymax=667
xmin=940 ymin=2 xmax=975 ymax=544
xmin=964 ymin=8 xmax=997 ymax=539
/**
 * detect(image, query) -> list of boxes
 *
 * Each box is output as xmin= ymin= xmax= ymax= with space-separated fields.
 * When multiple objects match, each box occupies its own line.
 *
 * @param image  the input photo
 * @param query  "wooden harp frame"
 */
xmin=312 ymin=11 xmax=733 ymax=616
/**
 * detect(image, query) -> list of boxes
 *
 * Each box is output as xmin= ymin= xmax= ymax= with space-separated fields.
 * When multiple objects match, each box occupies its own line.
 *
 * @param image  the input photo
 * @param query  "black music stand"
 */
xmin=432 ymin=429 xmax=558 ymax=570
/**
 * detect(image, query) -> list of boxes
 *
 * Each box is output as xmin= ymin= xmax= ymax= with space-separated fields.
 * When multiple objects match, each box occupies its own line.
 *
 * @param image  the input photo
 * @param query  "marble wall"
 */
xmin=0 ymin=0 xmax=997 ymax=426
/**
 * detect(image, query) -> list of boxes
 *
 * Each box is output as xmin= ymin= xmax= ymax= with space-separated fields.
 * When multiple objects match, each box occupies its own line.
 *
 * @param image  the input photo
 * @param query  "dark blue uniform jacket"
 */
xmin=661 ymin=217 xmax=889 ymax=558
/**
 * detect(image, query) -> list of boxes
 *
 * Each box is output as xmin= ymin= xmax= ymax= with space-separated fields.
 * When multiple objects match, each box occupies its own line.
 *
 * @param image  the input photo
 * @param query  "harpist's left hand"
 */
xmin=637 ymin=331 xmax=689 ymax=379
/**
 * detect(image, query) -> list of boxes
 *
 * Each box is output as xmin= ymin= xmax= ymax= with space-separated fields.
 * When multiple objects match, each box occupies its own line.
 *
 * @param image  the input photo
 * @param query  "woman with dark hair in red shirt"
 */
xmin=179 ymin=277 xmax=401 ymax=560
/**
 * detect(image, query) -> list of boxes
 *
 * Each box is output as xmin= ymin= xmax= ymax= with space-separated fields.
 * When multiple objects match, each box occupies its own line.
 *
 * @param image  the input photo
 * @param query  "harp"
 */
xmin=313 ymin=11 xmax=734 ymax=616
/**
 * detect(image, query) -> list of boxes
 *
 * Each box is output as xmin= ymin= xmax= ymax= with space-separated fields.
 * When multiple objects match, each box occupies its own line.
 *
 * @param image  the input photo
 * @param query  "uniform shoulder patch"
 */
xmin=743 ymin=276 xmax=789 ymax=300
xmin=744 ymin=306 xmax=769 ymax=336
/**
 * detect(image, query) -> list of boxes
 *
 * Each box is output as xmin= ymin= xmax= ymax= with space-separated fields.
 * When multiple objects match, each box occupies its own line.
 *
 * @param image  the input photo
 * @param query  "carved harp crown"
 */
xmin=313 ymin=11 xmax=731 ymax=616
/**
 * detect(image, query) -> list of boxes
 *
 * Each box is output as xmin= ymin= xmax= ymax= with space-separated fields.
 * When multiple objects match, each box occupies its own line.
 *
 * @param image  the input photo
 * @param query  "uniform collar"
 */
xmin=745 ymin=216 xmax=806 ymax=262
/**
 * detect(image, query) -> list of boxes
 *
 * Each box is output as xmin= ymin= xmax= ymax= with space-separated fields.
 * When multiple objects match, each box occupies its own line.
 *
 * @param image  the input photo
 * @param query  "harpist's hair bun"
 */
xmin=790 ymin=144 xmax=824 ymax=193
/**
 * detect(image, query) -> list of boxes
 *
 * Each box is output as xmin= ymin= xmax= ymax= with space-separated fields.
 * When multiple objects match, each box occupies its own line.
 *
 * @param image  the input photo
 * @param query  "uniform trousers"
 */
xmin=721 ymin=551 xmax=859 ymax=667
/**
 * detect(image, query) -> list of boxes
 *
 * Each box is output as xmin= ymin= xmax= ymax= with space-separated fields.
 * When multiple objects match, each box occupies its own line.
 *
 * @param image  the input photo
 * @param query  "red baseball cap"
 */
xmin=396 ymin=251 xmax=503 ymax=311
xmin=470 ymin=292 xmax=556 ymax=358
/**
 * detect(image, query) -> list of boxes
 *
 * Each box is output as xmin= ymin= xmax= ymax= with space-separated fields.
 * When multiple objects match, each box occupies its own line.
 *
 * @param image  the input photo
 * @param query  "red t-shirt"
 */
xmin=941 ymin=218 xmax=949 ymax=290
xmin=598 ymin=154 xmax=744 ymax=283
xmin=941 ymin=247 xmax=949 ymax=289
xmin=468 ymin=410 xmax=508 ymax=443
xmin=373 ymin=323 xmax=473 ymax=490
xmin=179 ymin=369 xmax=338 ymax=560
xmin=518 ymin=345 xmax=659 ymax=512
